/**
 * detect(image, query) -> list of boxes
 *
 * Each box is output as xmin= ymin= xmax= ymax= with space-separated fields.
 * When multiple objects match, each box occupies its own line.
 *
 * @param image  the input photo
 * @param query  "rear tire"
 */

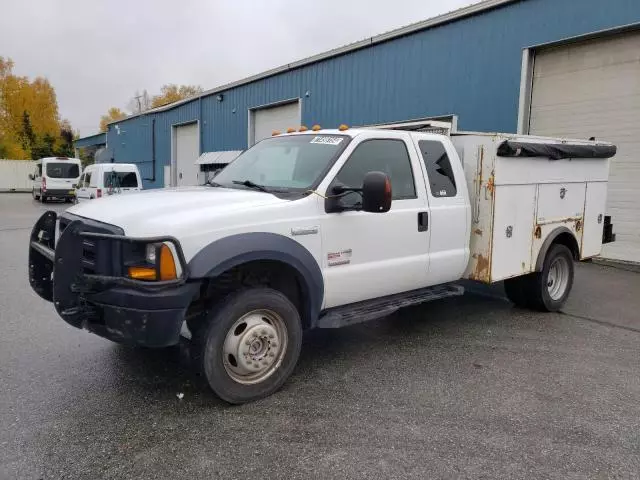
xmin=523 ymin=244 xmax=574 ymax=312
xmin=40 ymin=194 xmax=47 ymax=203
xmin=191 ymin=288 xmax=303 ymax=404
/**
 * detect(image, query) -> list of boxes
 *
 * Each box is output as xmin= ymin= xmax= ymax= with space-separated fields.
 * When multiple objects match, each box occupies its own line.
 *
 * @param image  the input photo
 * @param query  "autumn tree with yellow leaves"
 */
xmin=0 ymin=56 xmax=76 ymax=159
xmin=99 ymin=107 xmax=127 ymax=132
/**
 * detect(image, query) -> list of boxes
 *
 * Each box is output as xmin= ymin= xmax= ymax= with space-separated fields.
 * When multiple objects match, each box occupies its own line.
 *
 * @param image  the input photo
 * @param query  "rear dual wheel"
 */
xmin=504 ymin=244 xmax=574 ymax=312
xmin=191 ymin=288 xmax=303 ymax=404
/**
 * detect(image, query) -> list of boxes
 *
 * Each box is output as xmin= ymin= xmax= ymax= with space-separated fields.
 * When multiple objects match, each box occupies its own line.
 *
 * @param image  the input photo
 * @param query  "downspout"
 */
xmin=144 ymin=117 xmax=156 ymax=183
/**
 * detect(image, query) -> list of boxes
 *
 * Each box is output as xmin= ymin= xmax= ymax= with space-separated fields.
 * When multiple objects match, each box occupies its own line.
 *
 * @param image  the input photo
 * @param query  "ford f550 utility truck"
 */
xmin=29 ymin=125 xmax=616 ymax=403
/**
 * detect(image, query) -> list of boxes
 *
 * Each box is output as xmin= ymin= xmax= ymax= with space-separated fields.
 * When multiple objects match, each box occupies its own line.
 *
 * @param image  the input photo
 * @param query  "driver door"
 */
xmin=319 ymin=133 xmax=432 ymax=309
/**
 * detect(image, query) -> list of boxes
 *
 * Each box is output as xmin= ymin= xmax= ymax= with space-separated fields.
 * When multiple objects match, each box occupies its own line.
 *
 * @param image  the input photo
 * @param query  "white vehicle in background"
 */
xmin=30 ymin=157 xmax=81 ymax=203
xmin=75 ymin=163 xmax=142 ymax=202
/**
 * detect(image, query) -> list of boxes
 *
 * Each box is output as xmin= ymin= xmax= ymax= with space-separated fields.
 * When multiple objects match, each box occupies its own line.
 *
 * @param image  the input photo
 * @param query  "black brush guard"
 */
xmin=29 ymin=211 xmax=197 ymax=347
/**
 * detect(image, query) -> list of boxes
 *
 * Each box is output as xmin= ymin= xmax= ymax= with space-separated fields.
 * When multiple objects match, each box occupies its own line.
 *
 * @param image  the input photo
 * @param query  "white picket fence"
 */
xmin=0 ymin=159 xmax=35 ymax=192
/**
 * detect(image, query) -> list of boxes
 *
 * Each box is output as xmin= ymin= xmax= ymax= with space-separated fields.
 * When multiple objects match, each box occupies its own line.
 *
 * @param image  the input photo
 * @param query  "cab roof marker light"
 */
xmin=299 ymin=125 xmax=308 ymax=132
xmin=338 ymin=124 xmax=349 ymax=131
xmin=312 ymin=125 xmax=322 ymax=131
xmin=272 ymin=130 xmax=281 ymax=136
xmin=286 ymin=127 xmax=296 ymax=133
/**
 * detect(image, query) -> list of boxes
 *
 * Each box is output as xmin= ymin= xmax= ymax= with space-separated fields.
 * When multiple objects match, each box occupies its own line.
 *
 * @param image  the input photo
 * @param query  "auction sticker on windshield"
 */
xmin=310 ymin=136 xmax=344 ymax=146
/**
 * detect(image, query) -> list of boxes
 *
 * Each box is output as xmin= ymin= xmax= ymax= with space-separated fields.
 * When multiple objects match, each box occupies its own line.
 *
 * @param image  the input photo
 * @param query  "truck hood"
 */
xmin=66 ymin=187 xmax=288 ymax=235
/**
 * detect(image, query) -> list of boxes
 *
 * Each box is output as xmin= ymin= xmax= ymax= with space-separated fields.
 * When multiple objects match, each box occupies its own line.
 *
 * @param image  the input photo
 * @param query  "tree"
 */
xmin=127 ymin=89 xmax=152 ymax=114
xmin=99 ymin=107 xmax=127 ymax=132
xmin=56 ymin=119 xmax=75 ymax=157
xmin=0 ymin=56 xmax=71 ymax=159
xmin=21 ymin=111 xmax=35 ymax=153
xmin=151 ymin=84 xmax=203 ymax=108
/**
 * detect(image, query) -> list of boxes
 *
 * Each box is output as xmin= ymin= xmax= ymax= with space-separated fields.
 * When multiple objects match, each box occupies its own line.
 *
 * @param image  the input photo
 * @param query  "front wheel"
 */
xmin=191 ymin=288 xmax=303 ymax=404
xmin=523 ymin=244 xmax=575 ymax=312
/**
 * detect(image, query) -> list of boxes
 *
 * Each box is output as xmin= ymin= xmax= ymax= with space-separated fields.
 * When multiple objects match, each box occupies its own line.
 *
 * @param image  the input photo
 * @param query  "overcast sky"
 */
xmin=1 ymin=0 xmax=476 ymax=136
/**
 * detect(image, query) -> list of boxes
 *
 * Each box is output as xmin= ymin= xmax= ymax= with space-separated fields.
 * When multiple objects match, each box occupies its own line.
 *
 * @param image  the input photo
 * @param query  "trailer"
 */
xmin=0 ymin=159 xmax=36 ymax=193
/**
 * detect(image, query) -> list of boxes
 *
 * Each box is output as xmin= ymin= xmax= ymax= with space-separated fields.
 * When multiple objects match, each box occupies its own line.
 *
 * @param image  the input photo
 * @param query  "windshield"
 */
xmin=104 ymin=171 xmax=138 ymax=188
xmin=213 ymin=134 xmax=350 ymax=191
xmin=46 ymin=162 xmax=79 ymax=178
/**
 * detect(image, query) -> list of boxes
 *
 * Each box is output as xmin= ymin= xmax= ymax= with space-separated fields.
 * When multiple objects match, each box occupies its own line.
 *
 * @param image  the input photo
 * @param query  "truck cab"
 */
xmin=28 ymin=126 xmax=615 ymax=404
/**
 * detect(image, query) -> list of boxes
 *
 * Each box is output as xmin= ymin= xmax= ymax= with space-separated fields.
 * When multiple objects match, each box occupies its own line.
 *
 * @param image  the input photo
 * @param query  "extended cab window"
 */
xmin=333 ymin=139 xmax=416 ymax=207
xmin=419 ymin=140 xmax=457 ymax=197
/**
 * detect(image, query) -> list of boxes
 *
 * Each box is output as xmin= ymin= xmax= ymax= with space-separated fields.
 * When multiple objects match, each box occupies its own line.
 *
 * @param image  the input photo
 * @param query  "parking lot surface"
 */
xmin=1 ymin=193 xmax=639 ymax=479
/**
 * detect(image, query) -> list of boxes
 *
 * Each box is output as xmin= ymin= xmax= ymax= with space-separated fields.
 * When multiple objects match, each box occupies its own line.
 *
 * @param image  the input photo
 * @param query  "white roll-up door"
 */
xmin=174 ymin=122 xmax=200 ymax=187
xmin=529 ymin=31 xmax=640 ymax=263
xmin=251 ymin=101 xmax=301 ymax=146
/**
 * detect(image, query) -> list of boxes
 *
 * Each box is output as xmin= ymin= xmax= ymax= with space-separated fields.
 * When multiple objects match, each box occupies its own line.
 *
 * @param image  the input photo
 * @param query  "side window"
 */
xmin=332 ymin=139 xmax=416 ymax=207
xmin=37 ymin=164 xmax=42 ymax=177
xmin=84 ymin=172 xmax=92 ymax=188
xmin=77 ymin=173 xmax=85 ymax=187
xmin=419 ymin=140 xmax=457 ymax=198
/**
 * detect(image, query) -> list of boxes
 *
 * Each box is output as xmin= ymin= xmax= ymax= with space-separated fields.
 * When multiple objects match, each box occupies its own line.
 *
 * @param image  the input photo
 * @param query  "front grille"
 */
xmin=57 ymin=213 xmax=124 ymax=277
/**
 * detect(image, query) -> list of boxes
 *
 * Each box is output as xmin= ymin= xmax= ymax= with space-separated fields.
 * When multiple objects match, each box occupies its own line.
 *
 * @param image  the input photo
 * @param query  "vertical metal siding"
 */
xmin=109 ymin=0 xmax=640 ymax=188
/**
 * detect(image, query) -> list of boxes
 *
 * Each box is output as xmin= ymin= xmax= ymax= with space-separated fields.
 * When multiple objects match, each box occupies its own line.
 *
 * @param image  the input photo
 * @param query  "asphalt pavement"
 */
xmin=1 ymin=193 xmax=639 ymax=479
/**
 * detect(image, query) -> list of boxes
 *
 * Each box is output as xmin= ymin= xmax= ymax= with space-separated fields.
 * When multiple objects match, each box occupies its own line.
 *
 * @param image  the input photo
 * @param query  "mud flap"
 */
xmin=29 ymin=211 xmax=57 ymax=302
xmin=53 ymin=220 xmax=88 ymax=328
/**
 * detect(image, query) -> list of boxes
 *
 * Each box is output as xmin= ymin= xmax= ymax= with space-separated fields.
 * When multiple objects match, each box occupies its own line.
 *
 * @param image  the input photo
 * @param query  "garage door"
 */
xmin=174 ymin=122 xmax=200 ymax=187
xmin=252 ymin=101 xmax=300 ymax=145
xmin=529 ymin=31 xmax=640 ymax=263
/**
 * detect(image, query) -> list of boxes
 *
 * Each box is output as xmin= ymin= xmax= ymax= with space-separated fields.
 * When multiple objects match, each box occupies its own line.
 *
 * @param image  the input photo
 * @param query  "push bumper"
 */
xmin=29 ymin=211 xmax=197 ymax=347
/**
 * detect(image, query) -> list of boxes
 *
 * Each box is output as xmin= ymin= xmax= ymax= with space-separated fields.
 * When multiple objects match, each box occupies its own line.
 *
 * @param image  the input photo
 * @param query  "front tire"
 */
xmin=523 ymin=244 xmax=574 ymax=312
xmin=192 ymin=288 xmax=303 ymax=404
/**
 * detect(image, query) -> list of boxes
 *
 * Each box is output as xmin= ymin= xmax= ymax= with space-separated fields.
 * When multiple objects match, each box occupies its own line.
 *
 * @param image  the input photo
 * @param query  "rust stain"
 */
xmin=472 ymin=254 xmax=491 ymax=283
xmin=474 ymin=228 xmax=483 ymax=236
xmin=534 ymin=225 xmax=542 ymax=239
xmin=575 ymin=219 xmax=582 ymax=232
xmin=486 ymin=173 xmax=495 ymax=196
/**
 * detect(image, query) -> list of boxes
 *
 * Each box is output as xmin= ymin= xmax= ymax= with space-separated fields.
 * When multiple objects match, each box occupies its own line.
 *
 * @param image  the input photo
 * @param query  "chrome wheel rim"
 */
xmin=222 ymin=309 xmax=287 ymax=385
xmin=547 ymin=257 xmax=569 ymax=300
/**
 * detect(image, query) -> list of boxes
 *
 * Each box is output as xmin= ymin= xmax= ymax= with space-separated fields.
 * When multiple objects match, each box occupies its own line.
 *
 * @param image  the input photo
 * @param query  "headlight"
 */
xmin=127 ymin=242 xmax=178 ymax=281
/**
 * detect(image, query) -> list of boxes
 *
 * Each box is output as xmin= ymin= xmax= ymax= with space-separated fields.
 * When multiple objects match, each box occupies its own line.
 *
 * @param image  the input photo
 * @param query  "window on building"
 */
xmin=418 ymin=140 xmax=457 ymax=197
xmin=332 ymin=139 xmax=416 ymax=207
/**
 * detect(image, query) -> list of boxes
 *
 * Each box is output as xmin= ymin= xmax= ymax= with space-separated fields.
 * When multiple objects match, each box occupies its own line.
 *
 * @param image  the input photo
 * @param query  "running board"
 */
xmin=317 ymin=284 xmax=464 ymax=329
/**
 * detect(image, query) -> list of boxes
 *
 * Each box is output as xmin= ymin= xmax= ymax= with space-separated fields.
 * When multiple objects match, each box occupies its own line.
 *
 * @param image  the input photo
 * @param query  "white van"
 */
xmin=30 ymin=157 xmax=82 ymax=203
xmin=75 ymin=163 xmax=142 ymax=202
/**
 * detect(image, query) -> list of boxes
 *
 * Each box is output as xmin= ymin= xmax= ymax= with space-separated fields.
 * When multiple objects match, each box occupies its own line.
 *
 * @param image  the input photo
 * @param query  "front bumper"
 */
xmin=29 ymin=211 xmax=197 ymax=347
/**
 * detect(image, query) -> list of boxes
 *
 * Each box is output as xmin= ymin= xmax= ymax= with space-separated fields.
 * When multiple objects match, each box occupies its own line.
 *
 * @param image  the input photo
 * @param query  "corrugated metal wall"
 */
xmin=105 ymin=0 xmax=640 ymax=188
xmin=74 ymin=133 xmax=106 ymax=149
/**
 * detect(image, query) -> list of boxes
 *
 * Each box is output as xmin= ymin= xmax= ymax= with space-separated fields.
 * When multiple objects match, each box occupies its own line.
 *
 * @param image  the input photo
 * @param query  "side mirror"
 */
xmin=362 ymin=171 xmax=392 ymax=213
xmin=71 ymin=184 xmax=78 ymax=189
xmin=28 ymin=174 xmax=34 ymax=180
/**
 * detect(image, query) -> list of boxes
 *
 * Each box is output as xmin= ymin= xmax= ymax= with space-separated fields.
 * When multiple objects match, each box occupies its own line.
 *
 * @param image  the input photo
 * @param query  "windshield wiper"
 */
xmin=232 ymin=180 xmax=271 ymax=193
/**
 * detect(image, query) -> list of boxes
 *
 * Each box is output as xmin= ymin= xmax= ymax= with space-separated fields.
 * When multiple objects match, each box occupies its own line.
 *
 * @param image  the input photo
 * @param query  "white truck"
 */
xmin=28 ymin=125 xmax=616 ymax=403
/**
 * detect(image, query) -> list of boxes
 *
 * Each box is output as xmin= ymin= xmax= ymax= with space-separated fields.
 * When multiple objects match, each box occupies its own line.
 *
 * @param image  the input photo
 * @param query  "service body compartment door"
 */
xmin=491 ymin=185 xmax=537 ymax=281
xmin=536 ymin=183 xmax=586 ymax=224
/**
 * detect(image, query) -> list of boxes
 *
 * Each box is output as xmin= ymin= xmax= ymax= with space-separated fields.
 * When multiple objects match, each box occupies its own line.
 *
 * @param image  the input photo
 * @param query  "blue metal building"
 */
xmin=73 ymin=0 xmax=640 ymax=262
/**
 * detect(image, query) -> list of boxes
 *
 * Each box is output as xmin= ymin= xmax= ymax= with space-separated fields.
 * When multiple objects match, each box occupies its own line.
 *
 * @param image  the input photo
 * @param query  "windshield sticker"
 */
xmin=310 ymin=136 xmax=344 ymax=146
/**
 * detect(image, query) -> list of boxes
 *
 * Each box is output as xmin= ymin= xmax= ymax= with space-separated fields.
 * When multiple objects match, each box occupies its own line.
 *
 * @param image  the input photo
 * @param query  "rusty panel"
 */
xmin=459 ymin=136 xmax=496 ymax=284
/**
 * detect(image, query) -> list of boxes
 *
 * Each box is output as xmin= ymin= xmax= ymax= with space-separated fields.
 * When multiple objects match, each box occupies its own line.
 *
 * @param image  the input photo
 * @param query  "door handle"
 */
xmin=418 ymin=212 xmax=429 ymax=232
